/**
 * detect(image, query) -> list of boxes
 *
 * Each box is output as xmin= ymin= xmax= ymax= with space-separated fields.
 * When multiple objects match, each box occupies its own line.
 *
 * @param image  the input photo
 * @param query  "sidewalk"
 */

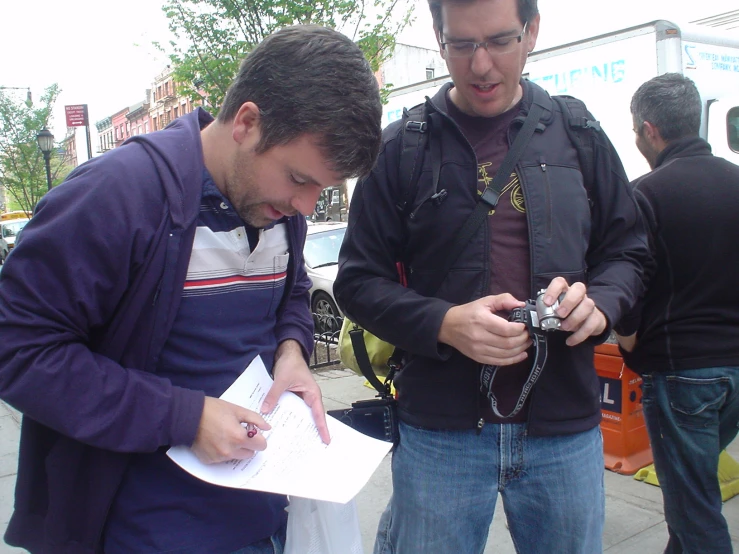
xmin=1 ymin=368 xmax=737 ymax=553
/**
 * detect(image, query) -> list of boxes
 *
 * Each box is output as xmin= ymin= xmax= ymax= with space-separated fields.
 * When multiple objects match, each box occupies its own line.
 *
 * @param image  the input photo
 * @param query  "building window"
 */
xmin=426 ymin=67 xmax=435 ymax=80
xmin=173 ymin=106 xmax=179 ymax=119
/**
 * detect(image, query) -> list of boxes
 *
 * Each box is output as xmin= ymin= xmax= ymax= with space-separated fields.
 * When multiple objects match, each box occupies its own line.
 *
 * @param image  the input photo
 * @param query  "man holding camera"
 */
xmin=616 ymin=73 xmax=739 ymax=554
xmin=334 ymin=0 xmax=649 ymax=552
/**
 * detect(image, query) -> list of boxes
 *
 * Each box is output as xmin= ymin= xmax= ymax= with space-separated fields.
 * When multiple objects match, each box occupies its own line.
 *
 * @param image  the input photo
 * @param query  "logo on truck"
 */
xmin=529 ymin=59 xmax=626 ymax=95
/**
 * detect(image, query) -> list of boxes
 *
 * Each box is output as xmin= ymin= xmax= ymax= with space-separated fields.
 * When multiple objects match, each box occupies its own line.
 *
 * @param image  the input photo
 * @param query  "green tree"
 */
xmin=160 ymin=0 xmax=415 ymax=114
xmin=0 ymin=84 xmax=72 ymax=215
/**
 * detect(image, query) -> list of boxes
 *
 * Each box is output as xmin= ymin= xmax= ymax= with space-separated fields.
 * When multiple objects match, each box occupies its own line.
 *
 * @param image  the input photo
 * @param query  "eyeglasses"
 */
xmin=441 ymin=22 xmax=528 ymax=58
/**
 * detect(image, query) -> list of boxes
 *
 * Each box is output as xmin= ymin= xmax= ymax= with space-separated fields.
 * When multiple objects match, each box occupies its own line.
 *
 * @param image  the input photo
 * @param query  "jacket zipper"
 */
xmin=426 ymin=98 xmax=523 ymax=435
xmin=520 ymin=145 xmax=537 ymax=433
xmin=539 ymin=157 xmax=552 ymax=239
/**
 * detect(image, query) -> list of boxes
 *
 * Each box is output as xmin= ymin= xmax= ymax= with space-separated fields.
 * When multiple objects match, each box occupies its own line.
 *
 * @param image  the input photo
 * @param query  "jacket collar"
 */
xmin=427 ymin=80 xmax=554 ymax=125
xmin=655 ymin=136 xmax=712 ymax=168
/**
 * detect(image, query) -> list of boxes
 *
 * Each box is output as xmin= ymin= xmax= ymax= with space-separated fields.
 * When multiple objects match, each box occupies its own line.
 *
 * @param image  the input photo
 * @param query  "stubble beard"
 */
xmin=225 ymin=161 xmax=268 ymax=228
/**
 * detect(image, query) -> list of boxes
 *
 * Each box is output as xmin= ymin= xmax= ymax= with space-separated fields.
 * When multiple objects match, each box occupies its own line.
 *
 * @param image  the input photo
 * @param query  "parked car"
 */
xmin=0 ymin=217 xmax=29 ymax=264
xmin=304 ymin=222 xmax=346 ymax=335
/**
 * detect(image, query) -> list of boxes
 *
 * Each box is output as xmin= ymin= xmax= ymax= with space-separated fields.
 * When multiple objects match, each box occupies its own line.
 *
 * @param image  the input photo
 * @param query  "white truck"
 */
xmin=380 ymin=19 xmax=739 ymax=181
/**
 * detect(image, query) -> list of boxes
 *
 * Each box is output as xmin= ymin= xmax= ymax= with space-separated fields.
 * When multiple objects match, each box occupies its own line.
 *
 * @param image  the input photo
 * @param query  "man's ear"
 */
xmin=525 ymin=13 xmax=541 ymax=52
xmin=642 ymin=121 xmax=665 ymax=148
xmin=232 ymin=102 xmax=261 ymax=145
xmin=642 ymin=121 xmax=657 ymax=139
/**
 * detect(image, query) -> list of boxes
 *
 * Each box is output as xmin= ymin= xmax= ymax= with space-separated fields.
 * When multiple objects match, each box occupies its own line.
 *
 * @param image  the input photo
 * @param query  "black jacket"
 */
xmin=335 ymin=81 xmax=649 ymax=435
xmin=619 ymin=137 xmax=739 ymax=373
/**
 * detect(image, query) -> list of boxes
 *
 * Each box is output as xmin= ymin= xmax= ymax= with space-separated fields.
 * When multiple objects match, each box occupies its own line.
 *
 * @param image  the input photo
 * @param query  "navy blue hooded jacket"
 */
xmin=0 ymin=109 xmax=314 ymax=553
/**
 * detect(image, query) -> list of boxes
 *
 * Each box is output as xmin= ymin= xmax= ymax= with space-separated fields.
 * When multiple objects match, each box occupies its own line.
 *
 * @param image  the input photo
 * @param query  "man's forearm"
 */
xmin=614 ymin=333 xmax=637 ymax=353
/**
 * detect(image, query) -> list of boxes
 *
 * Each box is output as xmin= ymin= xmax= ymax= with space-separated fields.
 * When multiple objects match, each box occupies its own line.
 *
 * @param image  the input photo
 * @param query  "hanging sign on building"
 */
xmin=65 ymin=104 xmax=88 ymax=127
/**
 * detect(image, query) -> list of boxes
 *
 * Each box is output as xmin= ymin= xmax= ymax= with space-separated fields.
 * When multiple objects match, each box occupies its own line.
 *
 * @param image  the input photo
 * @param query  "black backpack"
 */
xmin=395 ymin=91 xmax=602 ymax=217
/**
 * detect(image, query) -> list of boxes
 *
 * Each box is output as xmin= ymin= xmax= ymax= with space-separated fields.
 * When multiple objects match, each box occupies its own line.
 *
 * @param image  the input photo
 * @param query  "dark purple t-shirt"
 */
xmin=446 ymin=92 xmax=534 ymax=423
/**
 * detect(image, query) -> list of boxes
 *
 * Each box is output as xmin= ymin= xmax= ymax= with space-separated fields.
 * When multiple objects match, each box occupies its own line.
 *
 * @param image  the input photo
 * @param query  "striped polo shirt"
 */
xmin=104 ymin=171 xmax=290 ymax=553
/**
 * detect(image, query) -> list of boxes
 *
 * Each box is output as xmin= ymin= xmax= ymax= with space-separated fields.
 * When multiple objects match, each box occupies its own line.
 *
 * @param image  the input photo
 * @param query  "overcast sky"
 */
xmin=1 ymin=0 xmax=736 ymax=159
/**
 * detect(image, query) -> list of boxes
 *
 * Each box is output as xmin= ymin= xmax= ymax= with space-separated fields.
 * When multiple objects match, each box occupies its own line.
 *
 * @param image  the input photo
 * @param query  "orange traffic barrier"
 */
xmin=594 ymin=343 xmax=653 ymax=475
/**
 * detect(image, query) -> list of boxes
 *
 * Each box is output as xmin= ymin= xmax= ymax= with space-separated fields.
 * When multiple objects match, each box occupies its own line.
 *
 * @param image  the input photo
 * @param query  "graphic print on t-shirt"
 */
xmin=477 ymin=163 xmax=525 ymax=215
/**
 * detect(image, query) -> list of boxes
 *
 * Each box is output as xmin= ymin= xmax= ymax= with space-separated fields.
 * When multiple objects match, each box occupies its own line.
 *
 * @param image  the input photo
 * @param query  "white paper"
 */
xmin=167 ymin=356 xmax=392 ymax=504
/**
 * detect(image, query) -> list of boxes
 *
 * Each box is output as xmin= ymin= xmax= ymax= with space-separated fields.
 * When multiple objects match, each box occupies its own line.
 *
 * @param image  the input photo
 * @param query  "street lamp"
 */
xmin=36 ymin=128 xmax=54 ymax=192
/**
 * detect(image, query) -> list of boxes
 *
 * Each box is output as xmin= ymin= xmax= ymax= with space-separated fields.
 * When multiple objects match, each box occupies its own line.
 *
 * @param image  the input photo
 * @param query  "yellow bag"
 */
xmin=338 ymin=317 xmax=395 ymax=378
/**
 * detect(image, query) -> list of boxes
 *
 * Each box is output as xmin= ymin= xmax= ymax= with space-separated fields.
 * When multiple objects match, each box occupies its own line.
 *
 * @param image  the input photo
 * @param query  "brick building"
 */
xmin=149 ymin=66 xmax=196 ymax=132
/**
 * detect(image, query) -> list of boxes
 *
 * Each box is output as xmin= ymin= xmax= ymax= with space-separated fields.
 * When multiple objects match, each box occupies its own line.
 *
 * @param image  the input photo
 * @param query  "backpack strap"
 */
xmin=396 ymin=104 xmax=430 ymax=216
xmin=360 ymin=103 xmax=431 ymax=390
xmin=395 ymin=102 xmax=445 ymax=216
xmin=553 ymin=95 xmax=600 ymax=195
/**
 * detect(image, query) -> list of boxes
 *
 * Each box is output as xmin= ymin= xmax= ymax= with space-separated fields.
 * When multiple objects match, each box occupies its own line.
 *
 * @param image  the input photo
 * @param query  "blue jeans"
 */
xmin=229 ymin=522 xmax=286 ymax=554
xmin=641 ymin=367 xmax=739 ymax=554
xmin=374 ymin=421 xmax=604 ymax=554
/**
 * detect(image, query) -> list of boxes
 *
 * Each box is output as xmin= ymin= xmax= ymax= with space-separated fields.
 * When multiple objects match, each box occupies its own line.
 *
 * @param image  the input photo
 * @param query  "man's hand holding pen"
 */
xmin=191 ymin=397 xmax=271 ymax=464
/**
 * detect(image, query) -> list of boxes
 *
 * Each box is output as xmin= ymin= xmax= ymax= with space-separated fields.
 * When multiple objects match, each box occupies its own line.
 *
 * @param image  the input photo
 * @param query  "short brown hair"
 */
xmin=218 ymin=25 xmax=382 ymax=179
xmin=427 ymin=0 xmax=538 ymax=35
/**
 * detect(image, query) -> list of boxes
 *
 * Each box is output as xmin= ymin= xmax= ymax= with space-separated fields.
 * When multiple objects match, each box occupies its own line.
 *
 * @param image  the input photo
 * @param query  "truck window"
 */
xmin=729 ymin=107 xmax=739 ymax=154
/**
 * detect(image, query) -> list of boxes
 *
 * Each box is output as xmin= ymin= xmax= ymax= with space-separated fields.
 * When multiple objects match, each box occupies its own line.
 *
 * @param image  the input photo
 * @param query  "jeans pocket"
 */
xmin=666 ymin=375 xmax=729 ymax=429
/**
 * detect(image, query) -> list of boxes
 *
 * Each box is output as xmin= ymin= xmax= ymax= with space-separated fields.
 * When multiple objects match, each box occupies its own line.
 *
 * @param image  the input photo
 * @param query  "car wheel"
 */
xmin=312 ymin=291 xmax=341 ymax=335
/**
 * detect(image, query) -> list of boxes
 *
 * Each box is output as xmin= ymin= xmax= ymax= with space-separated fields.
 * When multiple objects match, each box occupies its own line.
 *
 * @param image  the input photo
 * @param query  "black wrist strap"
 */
xmin=480 ymin=304 xmax=548 ymax=418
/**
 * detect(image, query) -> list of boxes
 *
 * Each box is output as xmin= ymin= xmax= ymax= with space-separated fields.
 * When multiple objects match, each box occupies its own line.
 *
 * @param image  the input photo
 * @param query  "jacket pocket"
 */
xmin=535 ymin=269 xmax=587 ymax=292
xmin=408 ymin=267 xmax=485 ymax=304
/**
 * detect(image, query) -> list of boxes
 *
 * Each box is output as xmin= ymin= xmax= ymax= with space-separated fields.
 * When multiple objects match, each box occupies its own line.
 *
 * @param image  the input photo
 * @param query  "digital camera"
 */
xmin=513 ymin=289 xmax=566 ymax=331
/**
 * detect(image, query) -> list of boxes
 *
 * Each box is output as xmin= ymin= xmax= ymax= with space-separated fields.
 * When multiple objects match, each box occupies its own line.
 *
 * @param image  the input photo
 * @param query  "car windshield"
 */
xmin=2 ymin=220 xmax=28 ymax=238
xmin=304 ymin=227 xmax=346 ymax=268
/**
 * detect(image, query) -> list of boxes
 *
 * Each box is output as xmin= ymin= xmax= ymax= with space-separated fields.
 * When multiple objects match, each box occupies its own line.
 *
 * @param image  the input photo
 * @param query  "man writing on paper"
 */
xmin=0 ymin=26 xmax=381 ymax=554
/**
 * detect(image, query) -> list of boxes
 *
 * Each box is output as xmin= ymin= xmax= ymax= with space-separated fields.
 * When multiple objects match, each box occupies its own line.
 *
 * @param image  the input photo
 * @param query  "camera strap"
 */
xmin=480 ymin=303 xmax=549 ymax=419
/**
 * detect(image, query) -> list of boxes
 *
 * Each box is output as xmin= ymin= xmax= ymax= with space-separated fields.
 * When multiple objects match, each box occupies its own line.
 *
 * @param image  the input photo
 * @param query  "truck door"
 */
xmin=706 ymin=100 xmax=739 ymax=166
